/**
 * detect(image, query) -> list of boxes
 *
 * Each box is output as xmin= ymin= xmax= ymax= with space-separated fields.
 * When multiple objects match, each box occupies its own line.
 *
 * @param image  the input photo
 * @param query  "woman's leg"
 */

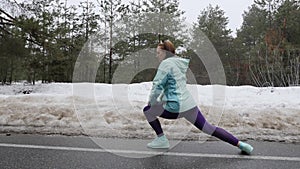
xmin=143 ymin=104 xmax=180 ymax=148
xmin=144 ymin=105 xmax=253 ymax=153
xmin=143 ymin=104 xmax=179 ymax=137
xmin=183 ymin=107 xmax=239 ymax=146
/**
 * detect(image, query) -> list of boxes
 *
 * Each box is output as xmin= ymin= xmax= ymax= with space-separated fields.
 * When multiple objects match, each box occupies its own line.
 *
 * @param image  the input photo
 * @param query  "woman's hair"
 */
xmin=158 ymin=40 xmax=175 ymax=58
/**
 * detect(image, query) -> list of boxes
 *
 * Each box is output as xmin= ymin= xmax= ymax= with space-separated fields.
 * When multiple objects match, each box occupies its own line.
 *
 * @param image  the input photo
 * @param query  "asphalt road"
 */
xmin=0 ymin=134 xmax=299 ymax=169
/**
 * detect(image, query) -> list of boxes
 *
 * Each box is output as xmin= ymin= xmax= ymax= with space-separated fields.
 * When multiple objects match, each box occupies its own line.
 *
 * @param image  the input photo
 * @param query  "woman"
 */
xmin=143 ymin=40 xmax=253 ymax=155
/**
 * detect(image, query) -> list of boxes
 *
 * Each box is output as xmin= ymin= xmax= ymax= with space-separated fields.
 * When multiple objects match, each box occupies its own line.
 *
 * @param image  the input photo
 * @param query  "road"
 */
xmin=0 ymin=134 xmax=299 ymax=169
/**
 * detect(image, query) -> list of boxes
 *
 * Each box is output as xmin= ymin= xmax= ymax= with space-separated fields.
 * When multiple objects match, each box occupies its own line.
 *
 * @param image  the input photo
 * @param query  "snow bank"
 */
xmin=0 ymin=83 xmax=299 ymax=143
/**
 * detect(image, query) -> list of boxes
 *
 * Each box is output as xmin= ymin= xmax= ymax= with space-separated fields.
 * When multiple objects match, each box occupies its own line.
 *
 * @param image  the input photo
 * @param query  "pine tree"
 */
xmin=234 ymin=4 xmax=269 ymax=85
xmin=191 ymin=4 xmax=233 ymax=84
xmin=111 ymin=0 xmax=187 ymax=83
xmin=236 ymin=0 xmax=300 ymax=86
xmin=96 ymin=0 xmax=127 ymax=83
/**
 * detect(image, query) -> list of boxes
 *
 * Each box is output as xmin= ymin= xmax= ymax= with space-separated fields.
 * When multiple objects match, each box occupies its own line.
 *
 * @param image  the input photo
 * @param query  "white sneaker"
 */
xmin=147 ymin=135 xmax=170 ymax=149
xmin=239 ymin=141 xmax=253 ymax=155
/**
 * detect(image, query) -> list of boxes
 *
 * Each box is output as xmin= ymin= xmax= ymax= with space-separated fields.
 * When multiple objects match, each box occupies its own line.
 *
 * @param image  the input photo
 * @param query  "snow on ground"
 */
xmin=0 ymin=82 xmax=299 ymax=143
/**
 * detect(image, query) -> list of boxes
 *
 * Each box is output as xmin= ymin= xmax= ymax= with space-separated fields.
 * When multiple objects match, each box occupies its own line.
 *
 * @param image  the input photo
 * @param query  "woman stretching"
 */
xmin=143 ymin=40 xmax=253 ymax=155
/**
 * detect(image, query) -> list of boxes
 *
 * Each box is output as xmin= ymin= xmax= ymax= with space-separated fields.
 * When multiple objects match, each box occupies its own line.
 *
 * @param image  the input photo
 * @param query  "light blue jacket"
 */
xmin=148 ymin=56 xmax=197 ymax=113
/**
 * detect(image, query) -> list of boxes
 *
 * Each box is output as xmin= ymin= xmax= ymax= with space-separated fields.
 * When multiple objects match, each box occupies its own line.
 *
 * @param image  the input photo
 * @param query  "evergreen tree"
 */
xmin=111 ymin=0 xmax=187 ymax=83
xmin=95 ymin=0 xmax=128 ymax=83
xmin=191 ymin=4 xmax=233 ymax=84
xmin=236 ymin=0 xmax=300 ymax=86
xmin=234 ymin=4 xmax=269 ymax=85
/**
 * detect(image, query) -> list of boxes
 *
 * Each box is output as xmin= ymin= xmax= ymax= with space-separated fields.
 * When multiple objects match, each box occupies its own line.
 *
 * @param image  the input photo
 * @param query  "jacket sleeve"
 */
xmin=148 ymin=62 xmax=169 ymax=105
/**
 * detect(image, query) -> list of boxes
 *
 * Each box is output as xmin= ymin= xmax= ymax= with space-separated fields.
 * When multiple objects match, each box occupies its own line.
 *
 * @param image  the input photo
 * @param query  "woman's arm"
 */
xmin=148 ymin=62 xmax=169 ymax=105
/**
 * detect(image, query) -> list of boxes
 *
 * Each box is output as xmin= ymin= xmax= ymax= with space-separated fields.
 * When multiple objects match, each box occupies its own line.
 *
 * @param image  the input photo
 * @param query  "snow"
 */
xmin=0 ymin=82 xmax=299 ymax=143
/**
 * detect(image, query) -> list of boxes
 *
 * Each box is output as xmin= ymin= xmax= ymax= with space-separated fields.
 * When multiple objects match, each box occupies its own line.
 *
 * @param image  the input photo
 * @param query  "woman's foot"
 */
xmin=147 ymin=135 xmax=170 ymax=149
xmin=238 ymin=141 xmax=253 ymax=155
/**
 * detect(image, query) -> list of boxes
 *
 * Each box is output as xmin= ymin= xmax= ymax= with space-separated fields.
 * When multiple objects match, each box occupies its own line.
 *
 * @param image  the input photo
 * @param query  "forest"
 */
xmin=0 ymin=0 xmax=299 ymax=86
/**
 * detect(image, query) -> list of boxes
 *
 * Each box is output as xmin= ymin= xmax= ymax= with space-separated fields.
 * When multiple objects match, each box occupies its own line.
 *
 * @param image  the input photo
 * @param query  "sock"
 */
xmin=149 ymin=119 xmax=164 ymax=136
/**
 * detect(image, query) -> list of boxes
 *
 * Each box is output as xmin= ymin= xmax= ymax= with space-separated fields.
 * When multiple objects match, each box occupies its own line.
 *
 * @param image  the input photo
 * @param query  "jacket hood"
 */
xmin=167 ymin=57 xmax=190 ymax=74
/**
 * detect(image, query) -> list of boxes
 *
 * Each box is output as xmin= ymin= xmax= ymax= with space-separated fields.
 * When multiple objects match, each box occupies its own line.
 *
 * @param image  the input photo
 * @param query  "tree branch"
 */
xmin=0 ymin=16 xmax=13 ymax=23
xmin=0 ymin=22 xmax=14 ymax=26
xmin=0 ymin=25 xmax=12 ymax=35
xmin=0 ymin=8 xmax=16 ymax=21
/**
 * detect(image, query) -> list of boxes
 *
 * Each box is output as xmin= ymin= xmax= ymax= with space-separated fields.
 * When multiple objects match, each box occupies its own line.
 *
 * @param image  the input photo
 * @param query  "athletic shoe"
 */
xmin=147 ymin=135 xmax=170 ymax=149
xmin=238 ymin=141 xmax=253 ymax=155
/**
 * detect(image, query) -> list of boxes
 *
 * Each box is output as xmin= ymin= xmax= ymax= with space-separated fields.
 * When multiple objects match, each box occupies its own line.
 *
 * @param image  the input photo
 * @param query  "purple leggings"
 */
xmin=143 ymin=104 xmax=239 ymax=146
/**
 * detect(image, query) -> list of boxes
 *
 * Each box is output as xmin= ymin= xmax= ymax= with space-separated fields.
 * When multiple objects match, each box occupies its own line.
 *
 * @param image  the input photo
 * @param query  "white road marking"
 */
xmin=0 ymin=143 xmax=300 ymax=162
